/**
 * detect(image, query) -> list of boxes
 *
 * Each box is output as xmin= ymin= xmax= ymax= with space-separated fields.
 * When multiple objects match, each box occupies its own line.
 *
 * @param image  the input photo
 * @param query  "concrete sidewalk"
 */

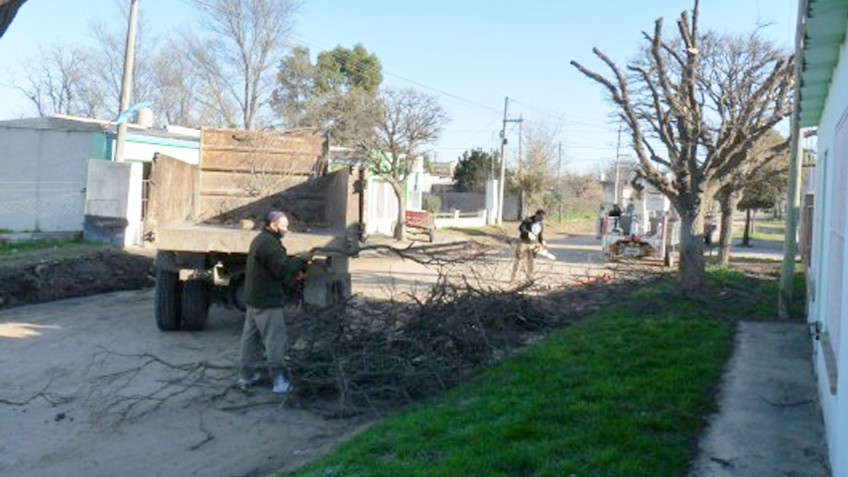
xmin=688 ymin=321 xmax=830 ymax=477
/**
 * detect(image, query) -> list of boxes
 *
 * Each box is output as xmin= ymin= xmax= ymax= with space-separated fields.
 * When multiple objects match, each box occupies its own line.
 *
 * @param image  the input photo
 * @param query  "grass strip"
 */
xmin=0 ymin=237 xmax=100 ymax=255
xmin=287 ymin=281 xmax=734 ymax=477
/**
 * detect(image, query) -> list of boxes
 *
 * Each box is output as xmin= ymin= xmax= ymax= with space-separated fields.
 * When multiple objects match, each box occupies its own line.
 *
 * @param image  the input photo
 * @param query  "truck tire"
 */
xmin=181 ymin=280 xmax=211 ymax=331
xmin=155 ymin=270 xmax=181 ymax=331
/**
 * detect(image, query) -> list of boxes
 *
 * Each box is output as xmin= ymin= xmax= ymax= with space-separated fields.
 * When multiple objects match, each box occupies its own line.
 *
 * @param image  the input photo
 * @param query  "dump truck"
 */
xmin=144 ymin=128 xmax=362 ymax=331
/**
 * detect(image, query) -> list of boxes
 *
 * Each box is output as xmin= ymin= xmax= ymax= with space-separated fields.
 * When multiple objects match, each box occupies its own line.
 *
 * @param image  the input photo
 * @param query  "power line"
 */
xmin=290 ymin=34 xmax=501 ymax=113
xmin=509 ymin=98 xmax=616 ymax=129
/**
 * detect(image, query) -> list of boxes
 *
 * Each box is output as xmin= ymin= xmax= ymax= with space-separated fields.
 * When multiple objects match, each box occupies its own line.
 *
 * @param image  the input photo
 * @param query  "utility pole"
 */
xmin=114 ymin=0 xmax=140 ymax=163
xmin=497 ymin=97 xmax=510 ymax=225
xmin=614 ymin=124 xmax=622 ymax=205
xmin=496 ymin=97 xmax=524 ymax=224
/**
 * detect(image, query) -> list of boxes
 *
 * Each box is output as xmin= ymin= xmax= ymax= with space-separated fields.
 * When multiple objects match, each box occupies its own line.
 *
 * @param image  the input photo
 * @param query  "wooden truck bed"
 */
xmin=153 ymin=224 xmax=345 ymax=255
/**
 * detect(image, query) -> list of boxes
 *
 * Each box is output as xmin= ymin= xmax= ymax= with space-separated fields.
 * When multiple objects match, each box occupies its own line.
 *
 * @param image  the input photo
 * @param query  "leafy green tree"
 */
xmin=273 ymin=43 xmax=383 ymax=145
xmin=453 ymin=149 xmax=499 ymax=193
xmin=273 ymin=46 xmax=316 ymax=129
xmin=315 ymin=44 xmax=382 ymax=94
xmin=737 ymin=137 xmax=789 ymax=247
xmin=714 ymin=129 xmax=788 ymax=261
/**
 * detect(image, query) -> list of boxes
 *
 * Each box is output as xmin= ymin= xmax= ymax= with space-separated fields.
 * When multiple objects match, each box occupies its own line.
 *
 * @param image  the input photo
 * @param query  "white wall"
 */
xmin=114 ymin=135 xmax=199 ymax=164
xmin=0 ymin=128 xmax=91 ymax=232
xmin=84 ymin=160 xmax=144 ymax=247
xmin=364 ymin=177 xmax=398 ymax=236
xmin=809 ymin=23 xmax=848 ymax=477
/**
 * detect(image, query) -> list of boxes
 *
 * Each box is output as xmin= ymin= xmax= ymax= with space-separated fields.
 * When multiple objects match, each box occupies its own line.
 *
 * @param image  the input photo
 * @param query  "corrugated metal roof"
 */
xmin=0 ymin=116 xmax=107 ymax=132
xmin=0 ymin=115 xmax=200 ymax=143
xmin=799 ymin=0 xmax=848 ymax=127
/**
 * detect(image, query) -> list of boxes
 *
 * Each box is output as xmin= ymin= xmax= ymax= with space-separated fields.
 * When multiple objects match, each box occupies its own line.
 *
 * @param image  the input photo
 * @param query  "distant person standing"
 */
xmin=608 ymin=203 xmax=623 ymax=233
xmin=511 ymin=209 xmax=547 ymax=281
xmin=237 ymin=210 xmax=308 ymax=394
xmin=596 ymin=204 xmax=606 ymax=239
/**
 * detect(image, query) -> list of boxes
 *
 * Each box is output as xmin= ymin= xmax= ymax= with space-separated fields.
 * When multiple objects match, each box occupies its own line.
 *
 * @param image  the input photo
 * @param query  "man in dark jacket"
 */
xmin=512 ymin=209 xmax=547 ymax=281
xmin=238 ymin=210 xmax=308 ymax=394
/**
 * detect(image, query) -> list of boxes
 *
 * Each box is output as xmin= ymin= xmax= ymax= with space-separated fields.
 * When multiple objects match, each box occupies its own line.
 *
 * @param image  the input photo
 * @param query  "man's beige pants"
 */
xmin=239 ymin=306 xmax=288 ymax=378
xmin=511 ymin=242 xmax=535 ymax=281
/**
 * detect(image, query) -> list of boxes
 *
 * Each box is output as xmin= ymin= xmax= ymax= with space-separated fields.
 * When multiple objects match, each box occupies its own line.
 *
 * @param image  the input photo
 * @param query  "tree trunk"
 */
xmin=716 ymin=191 xmax=738 ymax=265
xmin=742 ymin=209 xmax=752 ymax=247
xmin=392 ymin=183 xmax=406 ymax=241
xmin=677 ymin=212 xmax=705 ymax=298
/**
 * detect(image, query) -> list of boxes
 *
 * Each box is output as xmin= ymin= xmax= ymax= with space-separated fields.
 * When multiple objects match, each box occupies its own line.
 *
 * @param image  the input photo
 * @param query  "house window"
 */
xmin=826 ymin=113 xmax=848 ymax=358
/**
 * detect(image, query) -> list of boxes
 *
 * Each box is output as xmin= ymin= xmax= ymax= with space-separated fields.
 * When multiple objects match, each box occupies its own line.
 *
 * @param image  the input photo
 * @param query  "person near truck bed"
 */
xmin=511 ymin=209 xmax=547 ymax=281
xmin=237 ymin=210 xmax=308 ymax=394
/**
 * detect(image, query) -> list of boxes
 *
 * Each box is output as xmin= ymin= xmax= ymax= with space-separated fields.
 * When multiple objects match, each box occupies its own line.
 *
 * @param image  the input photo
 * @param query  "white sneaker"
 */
xmin=236 ymin=372 xmax=262 ymax=390
xmin=272 ymin=374 xmax=292 ymax=395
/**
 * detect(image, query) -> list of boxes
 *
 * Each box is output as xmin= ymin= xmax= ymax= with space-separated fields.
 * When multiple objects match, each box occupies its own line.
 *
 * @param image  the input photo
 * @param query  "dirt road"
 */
xmin=0 ymin=233 xmax=608 ymax=477
xmin=0 ymin=289 xmax=372 ymax=477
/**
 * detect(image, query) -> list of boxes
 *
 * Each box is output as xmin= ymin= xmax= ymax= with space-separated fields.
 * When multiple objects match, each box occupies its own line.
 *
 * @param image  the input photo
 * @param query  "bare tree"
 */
xmin=571 ymin=0 xmax=793 ymax=296
xmin=714 ymin=129 xmax=788 ymax=264
xmin=0 ymin=0 xmax=26 ymax=39
xmin=87 ymin=2 xmax=159 ymax=121
xmin=361 ymin=87 xmax=448 ymax=240
xmin=561 ymin=172 xmax=602 ymax=213
xmin=186 ymin=0 xmax=299 ymax=129
xmin=150 ymin=44 xmax=207 ymax=127
xmin=13 ymin=43 xmax=105 ymax=117
xmin=514 ymin=124 xmax=558 ymax=217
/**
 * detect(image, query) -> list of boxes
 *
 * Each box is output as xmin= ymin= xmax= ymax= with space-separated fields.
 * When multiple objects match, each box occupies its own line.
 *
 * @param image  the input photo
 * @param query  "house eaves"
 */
xmin=799 ymin=0 xmax=848 ymax=127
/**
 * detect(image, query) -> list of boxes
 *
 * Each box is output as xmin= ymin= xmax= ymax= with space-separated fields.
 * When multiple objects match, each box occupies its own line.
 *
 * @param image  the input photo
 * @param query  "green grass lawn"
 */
xmin=0 ymin=236 xmax=100 ymax=255
xmin=733 ymin=219 xmax=786 ymax=242
xmin=286 ymin=272 xmax=750 ymax=477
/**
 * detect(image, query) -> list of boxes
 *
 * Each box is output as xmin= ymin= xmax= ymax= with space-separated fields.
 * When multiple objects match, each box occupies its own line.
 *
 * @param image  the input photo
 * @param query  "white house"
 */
xmin=0 ymin=115 xmax=199 ymax=244
xmin=798 ymin=1 xmax=848 ymax=475
xmin=329 ymin=147 xmax=433 ymax=237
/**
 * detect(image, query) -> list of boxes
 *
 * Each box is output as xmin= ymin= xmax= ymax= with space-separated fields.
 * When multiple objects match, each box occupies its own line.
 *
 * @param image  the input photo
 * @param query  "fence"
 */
xmin=434 ymin=210 xmax=488 ymax=229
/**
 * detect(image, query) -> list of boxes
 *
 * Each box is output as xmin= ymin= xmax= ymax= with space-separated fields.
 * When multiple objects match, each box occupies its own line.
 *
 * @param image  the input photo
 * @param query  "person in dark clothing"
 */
xmin=608 ymin=203 xmax=623 ymax=233
xmin=512 ymin=209 xmax=547 ymax=280
xmin=608 ymin=204 xmax=623 ymax=217
xmin=237 ymin=210 xmax=309 ymax=394
xmin=519 ymin=209 xmax=547 ymax=245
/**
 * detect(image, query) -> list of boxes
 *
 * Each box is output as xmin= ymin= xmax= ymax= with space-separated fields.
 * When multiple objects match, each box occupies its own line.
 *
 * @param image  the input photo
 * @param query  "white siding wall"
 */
xmin=0 ymin=128 xmax=92 ymax=232
xmin=365 ymin=177 xmax=398 ymax=237
xmin=809 ymin=22 xmax=848 ymax=476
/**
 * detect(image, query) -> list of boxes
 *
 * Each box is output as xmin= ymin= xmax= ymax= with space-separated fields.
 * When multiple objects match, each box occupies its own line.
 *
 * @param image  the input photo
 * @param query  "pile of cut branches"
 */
xmin=286 ymin=258 xmax=661 ymax=417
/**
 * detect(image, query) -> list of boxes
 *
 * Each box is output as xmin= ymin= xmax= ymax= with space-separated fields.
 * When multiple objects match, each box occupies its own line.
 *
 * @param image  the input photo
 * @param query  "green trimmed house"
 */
xmin=797 ymin=0 xmax=848 ymax=475
xmin=0 ymin=114 xmax=199 ymax=244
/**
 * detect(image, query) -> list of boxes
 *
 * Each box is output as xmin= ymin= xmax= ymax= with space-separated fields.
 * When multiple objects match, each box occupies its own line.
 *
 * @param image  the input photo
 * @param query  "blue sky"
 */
xmin=0 ymin=0 xmax=798 ymax=172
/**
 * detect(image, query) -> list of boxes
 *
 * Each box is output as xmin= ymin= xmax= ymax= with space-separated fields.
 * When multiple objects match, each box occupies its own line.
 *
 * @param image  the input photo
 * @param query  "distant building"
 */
xmin=328 ymin=146 xmax=435 ymax=237
xmin=426 ymin=160 xmax=456 ymax=179
xmin=0 ymin=114 xmax=199 ymax=241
